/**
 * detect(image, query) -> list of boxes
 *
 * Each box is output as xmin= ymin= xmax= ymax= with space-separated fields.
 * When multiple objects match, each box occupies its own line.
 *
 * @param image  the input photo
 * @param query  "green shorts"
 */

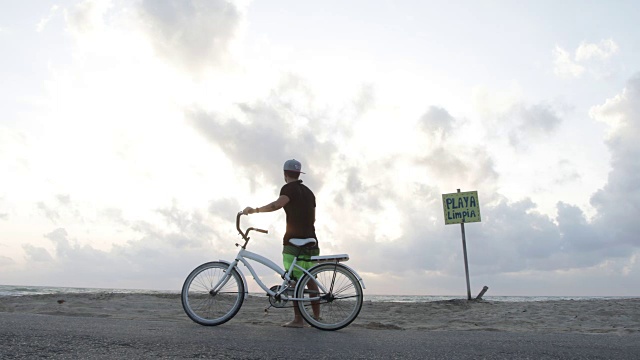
xmin=283 ymin=245 xmax=320 ymax=280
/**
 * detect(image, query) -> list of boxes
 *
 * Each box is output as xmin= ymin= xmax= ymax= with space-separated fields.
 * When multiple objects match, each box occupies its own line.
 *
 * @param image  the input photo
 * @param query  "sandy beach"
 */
xmin=1 ymin=293 xmax=638 ymax=334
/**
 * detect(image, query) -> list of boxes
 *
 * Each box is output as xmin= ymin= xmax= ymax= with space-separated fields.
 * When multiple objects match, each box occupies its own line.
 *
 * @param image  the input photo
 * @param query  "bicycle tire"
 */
xmin=181 ymin=261 xmax=244 ymax=326
xmin=295 ymin=263 xmax=363 ymax=331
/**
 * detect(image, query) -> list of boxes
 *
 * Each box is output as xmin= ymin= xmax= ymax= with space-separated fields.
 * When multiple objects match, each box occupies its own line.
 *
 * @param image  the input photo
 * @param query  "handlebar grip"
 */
xmin=255 ymin=228 xmax=268 ymax=234
xmin=236 ymin=212 xmax=243 ymax=234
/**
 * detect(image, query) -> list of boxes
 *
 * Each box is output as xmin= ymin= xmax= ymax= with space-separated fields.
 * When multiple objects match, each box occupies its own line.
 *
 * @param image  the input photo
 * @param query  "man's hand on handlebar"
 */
xmin=242 ymin=207 xmax=256 ymax=215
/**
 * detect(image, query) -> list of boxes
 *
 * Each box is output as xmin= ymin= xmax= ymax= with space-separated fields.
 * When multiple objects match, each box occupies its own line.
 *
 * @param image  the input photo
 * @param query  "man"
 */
xmin=242 ymin=159 xmax=320 ymax=328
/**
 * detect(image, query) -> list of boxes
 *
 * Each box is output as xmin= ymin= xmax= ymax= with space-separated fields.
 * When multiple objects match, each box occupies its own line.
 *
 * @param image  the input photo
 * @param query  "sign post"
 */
xmin=442 ymin=189 xmax=481 ymax=300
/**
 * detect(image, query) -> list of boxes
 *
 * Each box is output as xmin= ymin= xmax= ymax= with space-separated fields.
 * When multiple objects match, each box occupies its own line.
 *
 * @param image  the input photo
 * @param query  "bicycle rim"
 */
xmin=296 ymin=263 xmax=363 ymax=330
xmin=181 ymin=262 xmax=244 ymax=326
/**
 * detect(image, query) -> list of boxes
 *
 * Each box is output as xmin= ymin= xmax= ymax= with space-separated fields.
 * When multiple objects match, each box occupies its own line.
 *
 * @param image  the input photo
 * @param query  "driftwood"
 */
xmin=475 ymin=286 xmax=489 ymax=300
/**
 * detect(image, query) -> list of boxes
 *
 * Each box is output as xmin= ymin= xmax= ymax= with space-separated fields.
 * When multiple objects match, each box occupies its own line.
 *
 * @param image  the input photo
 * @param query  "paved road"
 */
xmin=1 ymin=312 xmax=638 ymax=359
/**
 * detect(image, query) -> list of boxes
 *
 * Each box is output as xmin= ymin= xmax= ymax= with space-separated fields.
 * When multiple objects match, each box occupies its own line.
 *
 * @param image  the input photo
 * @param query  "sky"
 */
xmin=1 ymin=0 xmax=639 ymax=297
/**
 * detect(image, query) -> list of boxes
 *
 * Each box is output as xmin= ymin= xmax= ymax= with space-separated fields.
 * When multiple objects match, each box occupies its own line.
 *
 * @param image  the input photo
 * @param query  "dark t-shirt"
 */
xmin=279 ymin=180 xmax=318 ymax=246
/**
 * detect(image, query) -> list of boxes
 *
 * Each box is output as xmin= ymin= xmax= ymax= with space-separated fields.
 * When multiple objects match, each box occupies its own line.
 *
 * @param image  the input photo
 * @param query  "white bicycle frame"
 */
xmin=216 ymin=212 xmax=365 ymax=304
xmin=214 ymin=247 xmax=327 ymax=302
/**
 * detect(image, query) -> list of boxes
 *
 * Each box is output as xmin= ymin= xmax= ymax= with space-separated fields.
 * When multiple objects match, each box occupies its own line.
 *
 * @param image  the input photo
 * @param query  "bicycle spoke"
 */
xmin=296 ymin=264 xmax=363 ymax=331
xmin=182 ymin=262 xmax=244 ymax=326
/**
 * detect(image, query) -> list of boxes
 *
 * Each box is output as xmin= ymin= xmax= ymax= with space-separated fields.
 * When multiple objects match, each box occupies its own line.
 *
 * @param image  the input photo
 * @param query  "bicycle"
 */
xmin=181 ymin=212 xmax=365 ymax=331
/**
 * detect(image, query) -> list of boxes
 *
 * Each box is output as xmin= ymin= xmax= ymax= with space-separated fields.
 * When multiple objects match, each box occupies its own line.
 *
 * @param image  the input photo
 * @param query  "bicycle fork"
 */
xmin=210 ymin=261 xmax=239 ymax=295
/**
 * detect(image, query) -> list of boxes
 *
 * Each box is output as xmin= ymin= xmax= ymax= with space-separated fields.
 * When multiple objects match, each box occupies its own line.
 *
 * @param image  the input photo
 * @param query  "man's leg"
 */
xmin=287 ymin=300 xmax=305 ymax=327
xmin=282 ymin=254 xmax=322 ymax=327
xmin=282 ymin=280 xmax=305 ymax=328
xmin=281 ymin=253 xmax=305 ymax=328
xmin=307 ymin=279 xmax=320 ymax=319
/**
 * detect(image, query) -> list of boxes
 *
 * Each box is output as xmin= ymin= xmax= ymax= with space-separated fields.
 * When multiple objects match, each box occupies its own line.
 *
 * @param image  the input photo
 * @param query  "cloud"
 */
xmin=0 ymin=195 xmax=9 ymax=220
xmin=56 ymin=194 xmax=71 ymax=206
xmin=7 ymin=71 xmax=640 ymax=293
xmin=154 ymin=201 xmax=213 ymax=246
xmin=557 ymin=202 xmax=607 ymax=254
xmin=589 ymin=75 xmax=640 ymax=247
xmin=576 ymin=39 xmax=619 ymax=62
xmin=419 ymin=106 xmax=455 ymax=138
xmin=471 ymin=199 xmax=564 ymax=272
xmin=553 ymin=39 xmax=620 ymax=79
xmin=553 ymin=160 xmax=581 ymax=185
xmin=137 ymin=0 xmax=243 ymax=73
xmin=9 ymin=1 xmax=640 ymax=294
xmin=472 ymin=86 xmax=567 ymax=149
xmin=466 ymin=129 xmax=639 ymax=275
xmin=553 ymin=45 xmax=585 ymax=78
xmin=414 ymin=107 xmax=499 ymax=190
xmin=519 ymin=103 xmax=562 ymax=134
xmin=330 ymin=162 xmax=393 ymax=212
xmin=472 ymin=85 xmax=522 ymax=122
xmin=65 ymin=0 xmax=111 ymax=35
xmin=36 ymin=194 xmax=82 ymax=224
xmin=507 ymin=103 xmax=564 ymax=148
xmin=420 ymin=147 xmax=468 ymax=181
xmin=11 ymin=201 xmax=235 ymax=289
xmin=37 ymin=202 xmax=60 ymax=223
xmin=23 ymin=243 xmax=54 ymax=262
xmin=36 ymin=5 xmax=60 ymax=32
xmin=442 ymin=74 xmax=640 ymax=280
xmin=208 ymin=198 xmax=241 ymax=218
xmin=0 ymin=255 xmax=14 ymax=267
xmin=187 ymin=75 xmax=345 ymax=192
xmin=353 ymin=83 xmax=376 ymax=116
xmin=350 ymin=75 xmax=640 ymax=285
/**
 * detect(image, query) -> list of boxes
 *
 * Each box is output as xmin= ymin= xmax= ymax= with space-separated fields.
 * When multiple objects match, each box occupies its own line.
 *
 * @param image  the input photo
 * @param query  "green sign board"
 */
xmin=442 ymin=191 xmax=481 ymax=225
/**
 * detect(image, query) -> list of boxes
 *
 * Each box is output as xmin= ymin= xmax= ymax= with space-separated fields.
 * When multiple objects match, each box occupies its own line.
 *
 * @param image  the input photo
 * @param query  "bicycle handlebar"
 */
xmin=236 ymin=211 xmax=268 ymax=241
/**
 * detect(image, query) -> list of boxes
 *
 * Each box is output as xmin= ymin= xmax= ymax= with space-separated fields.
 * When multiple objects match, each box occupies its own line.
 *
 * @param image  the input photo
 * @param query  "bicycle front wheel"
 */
xmin=296 ymin=263 xmax=363 ymax=331
xmin=181 ymin=261 xmax=244 ymax=326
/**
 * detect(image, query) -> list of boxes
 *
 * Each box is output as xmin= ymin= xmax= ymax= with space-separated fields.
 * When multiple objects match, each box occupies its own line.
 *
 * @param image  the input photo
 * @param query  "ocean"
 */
xmin=0 ymin=284 xmax=634 ymax=302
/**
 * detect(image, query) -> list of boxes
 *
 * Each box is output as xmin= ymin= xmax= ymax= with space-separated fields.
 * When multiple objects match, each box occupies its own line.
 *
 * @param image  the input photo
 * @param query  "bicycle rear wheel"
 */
xmin=181 ymin=261 xmax=244 ymax=326
xmin=296 ymin=263 xmax=363 ymax=331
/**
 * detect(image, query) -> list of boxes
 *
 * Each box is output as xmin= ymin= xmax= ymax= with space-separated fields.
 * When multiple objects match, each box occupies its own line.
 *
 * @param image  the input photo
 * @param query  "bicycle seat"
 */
xmin=289 ymin=238 xmax=317 ymax=247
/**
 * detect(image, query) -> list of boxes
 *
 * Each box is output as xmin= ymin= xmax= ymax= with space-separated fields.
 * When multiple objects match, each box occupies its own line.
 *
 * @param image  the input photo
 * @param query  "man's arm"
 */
xmin=243 ymin=195 xmax=289 ymax=215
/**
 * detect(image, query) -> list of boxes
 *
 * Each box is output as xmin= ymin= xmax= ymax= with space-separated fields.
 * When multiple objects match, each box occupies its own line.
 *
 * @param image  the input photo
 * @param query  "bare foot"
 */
xmin=282 ymin=320 xmax=305 ymax=328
